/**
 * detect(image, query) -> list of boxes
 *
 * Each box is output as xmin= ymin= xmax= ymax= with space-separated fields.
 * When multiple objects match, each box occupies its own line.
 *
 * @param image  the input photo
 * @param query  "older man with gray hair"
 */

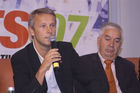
xmin=80 ymin=22 xmax=140 ymax=93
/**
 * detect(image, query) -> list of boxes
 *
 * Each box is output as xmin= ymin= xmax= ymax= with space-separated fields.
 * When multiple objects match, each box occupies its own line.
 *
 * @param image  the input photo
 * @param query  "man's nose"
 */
xmin=46 ymin=26 xmax=52 ymax=33
xmin=109 ymin=40 xmax=115 ymax=47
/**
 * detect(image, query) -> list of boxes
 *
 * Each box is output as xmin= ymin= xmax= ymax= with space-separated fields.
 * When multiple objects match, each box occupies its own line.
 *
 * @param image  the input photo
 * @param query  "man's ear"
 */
xmin=28 ymin=27 xmax=34 ymax=37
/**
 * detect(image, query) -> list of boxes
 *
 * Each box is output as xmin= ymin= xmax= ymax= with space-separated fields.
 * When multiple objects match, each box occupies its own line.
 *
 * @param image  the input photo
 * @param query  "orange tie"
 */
xmin=105 ymin=60 xmax=117 ymax=93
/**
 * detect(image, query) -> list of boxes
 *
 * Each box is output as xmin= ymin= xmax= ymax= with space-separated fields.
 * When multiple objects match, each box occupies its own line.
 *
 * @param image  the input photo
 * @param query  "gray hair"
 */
xmin=99 ymin=22 xmax=122 ymax=37
xmin=28 ymin=8 xmax=56 ymax=29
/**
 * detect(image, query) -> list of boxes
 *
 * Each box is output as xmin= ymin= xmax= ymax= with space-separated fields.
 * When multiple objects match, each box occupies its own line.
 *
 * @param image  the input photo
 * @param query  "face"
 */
xmin=29 ymin=14 xmax=56 ymax=48
xmin=97 ymin=28 xmax=122 ymax=60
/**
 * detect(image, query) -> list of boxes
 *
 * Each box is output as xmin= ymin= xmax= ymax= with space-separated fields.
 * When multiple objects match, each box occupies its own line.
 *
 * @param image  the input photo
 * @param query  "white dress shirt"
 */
xmin=98 ymin=52 xmax=122 ymax=93
xmin=33 ymin=43 xmax=61 ymax=93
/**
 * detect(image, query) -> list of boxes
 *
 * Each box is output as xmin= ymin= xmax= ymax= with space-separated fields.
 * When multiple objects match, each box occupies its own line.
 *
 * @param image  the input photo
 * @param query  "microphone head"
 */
xmin=50 ymin=36 xmax=56 ymax=42
xmin=50 ymin=36 xmax=57 ymax=48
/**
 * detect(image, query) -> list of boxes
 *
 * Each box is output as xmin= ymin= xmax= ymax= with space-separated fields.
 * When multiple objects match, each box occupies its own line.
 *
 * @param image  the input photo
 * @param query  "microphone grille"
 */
xmin=50 ymin=36 xmax=56 ymax=42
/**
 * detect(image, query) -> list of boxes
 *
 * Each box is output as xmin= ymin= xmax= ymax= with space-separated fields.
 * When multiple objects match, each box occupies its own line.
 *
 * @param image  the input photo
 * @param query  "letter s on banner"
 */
xmin=0 ymin=10 xmax=29 ymax=48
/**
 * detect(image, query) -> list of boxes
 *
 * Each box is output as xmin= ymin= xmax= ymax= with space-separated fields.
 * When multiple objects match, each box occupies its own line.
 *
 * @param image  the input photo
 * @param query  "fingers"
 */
xmin=48 ymin=48 xmax=61 ymax=60
xmin=41 ymin=48 xmax=61 ymax=71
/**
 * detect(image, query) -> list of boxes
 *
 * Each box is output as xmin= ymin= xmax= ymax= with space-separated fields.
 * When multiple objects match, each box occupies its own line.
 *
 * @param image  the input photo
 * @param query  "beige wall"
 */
xmin=109 ymin=0 xmax=140 ymax=57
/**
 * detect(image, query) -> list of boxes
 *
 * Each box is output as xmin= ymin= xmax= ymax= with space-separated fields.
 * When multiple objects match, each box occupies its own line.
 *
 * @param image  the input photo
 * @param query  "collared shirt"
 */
xmin=98 ymin=52 xmax=122 ymax=93
xmin=33 ymin=43 xmax=61 ymax=93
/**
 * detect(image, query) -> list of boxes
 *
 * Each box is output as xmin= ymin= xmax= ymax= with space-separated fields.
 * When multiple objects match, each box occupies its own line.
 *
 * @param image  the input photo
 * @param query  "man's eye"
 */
xmin=50 ymin=24 xmax=56 ymax=28
xmin=105 ymin=36 xmax=110 ymax=41
xmin=115 ymin=38 xmax=121 ymax=43
xmin=40 ymin=24 xmax=46 ymax=28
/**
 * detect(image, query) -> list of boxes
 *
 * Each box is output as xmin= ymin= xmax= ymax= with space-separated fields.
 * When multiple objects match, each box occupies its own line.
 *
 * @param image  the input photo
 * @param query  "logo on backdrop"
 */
xmin=0 ymin=0 xmax=108 ymax=59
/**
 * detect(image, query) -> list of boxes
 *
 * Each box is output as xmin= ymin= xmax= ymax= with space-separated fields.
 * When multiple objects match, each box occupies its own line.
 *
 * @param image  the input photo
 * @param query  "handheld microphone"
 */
xmin=50 ymin=36 xmax=59 ymax=69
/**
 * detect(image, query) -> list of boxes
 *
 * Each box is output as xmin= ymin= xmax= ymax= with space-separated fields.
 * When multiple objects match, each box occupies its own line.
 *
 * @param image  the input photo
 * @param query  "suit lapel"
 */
xmin=95 ymin=53 xmax=109 ymax=92
xmin=28 ymin=43 xmax=47 ymax=90
xmin=28 ymin=43 xmax=41 ymax=73
xmin=115 ymin=57 xmax=126 ymax=91
xmin=53 ymin=68 xmax=62 ymax=92
xmin=53 ymin=43 xmax=64 ymax=93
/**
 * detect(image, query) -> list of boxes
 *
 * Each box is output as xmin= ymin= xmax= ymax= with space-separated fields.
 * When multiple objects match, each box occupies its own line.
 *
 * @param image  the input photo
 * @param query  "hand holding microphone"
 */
xmin=50 ymin=36 xmax=60 ymax=69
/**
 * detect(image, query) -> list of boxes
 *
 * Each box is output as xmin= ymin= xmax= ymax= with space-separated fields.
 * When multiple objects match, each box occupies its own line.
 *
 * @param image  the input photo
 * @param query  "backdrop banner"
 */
xmin=0 ymin=0 xmax=109 ymax=59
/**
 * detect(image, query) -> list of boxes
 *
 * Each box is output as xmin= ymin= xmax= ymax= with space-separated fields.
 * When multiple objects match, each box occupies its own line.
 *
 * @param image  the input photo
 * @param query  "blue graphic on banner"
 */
xmin=16 ymin=0 xmax=21 ymax=8
xmin=87 ymin=0 xmax=92 ymax=11
xmin=93 ymin=1 xmax=109 ymax=30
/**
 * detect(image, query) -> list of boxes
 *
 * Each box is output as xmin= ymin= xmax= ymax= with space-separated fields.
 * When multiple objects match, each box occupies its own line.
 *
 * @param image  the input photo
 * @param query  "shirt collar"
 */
xmin=98 ymin=52 xmax=115 ymax=64
xmin=33 ymin=42 xmax=44 ymax=63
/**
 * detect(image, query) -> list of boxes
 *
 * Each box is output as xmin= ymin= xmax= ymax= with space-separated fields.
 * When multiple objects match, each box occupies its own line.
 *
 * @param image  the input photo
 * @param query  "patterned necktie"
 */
xmin=104 ymin=60 xmax=117 ymax=93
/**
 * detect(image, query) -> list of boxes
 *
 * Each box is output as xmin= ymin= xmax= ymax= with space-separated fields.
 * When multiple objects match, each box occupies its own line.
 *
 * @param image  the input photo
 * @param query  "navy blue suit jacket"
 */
xmin=80 ymin=53 xmax=140 ymax=93
xmin=11 ymin=42 xmax=81 ymax=93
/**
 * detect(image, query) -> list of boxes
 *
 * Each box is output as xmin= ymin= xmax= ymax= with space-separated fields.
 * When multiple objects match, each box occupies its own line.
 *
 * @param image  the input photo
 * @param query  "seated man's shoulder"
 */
xmin=80 ymin=53 xmax=97 ymax=59
xmin=116 ymin=56 xmax=135 ymax=67
xmin=57 ymin=41 xmax=71 ymax=45
xmin=11 ymin=43 xmax=32 ymax=58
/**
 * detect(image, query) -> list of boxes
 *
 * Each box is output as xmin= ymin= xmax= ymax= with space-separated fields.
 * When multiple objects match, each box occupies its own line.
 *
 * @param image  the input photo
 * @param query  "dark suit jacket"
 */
xmin=80 ymin=53 xmax=140 ymax=93
xmin=11 ymin=42 xmax=81 ymax=93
